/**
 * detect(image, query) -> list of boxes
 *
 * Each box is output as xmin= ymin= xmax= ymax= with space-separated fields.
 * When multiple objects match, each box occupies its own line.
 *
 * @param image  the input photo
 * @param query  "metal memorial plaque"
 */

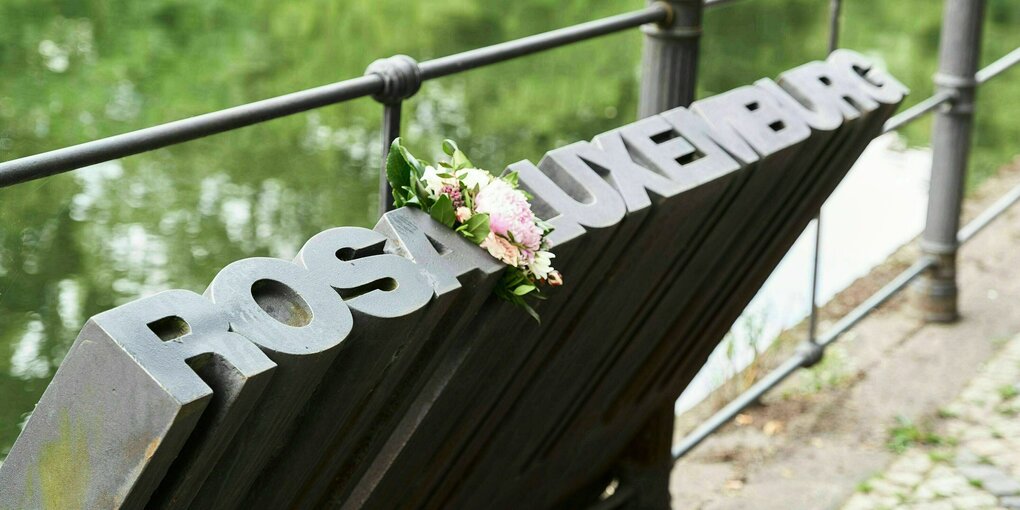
xmin=0 ymin=50 xmax=906 ymax=510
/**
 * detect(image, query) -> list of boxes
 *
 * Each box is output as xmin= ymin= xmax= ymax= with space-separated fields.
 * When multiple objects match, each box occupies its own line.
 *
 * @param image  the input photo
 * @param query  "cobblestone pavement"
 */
xmin=841 ymin=335 xmax=1020 ymax=510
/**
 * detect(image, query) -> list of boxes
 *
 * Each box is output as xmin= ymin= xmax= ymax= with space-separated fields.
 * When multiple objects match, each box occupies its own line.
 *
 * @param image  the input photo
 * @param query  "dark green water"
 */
xmin=1 ymin=0 xmax=1017 ymax=458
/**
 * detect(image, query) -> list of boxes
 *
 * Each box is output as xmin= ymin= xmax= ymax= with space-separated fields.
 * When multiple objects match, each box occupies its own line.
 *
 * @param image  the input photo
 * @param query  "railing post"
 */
xmin=379 ymin=102 xmax=402 ymax=215
xmin=625 ymin=1 xmax=703 ymax=507
xmin=637 ymin=0 xmax=703 ymax=117
xmin=617 ymin=405 xmax=675 ymax=509
xmin=919 ymin=0 xmax=986 ymax=322
xmin=364 ymin=55 xmax=422 ymax=218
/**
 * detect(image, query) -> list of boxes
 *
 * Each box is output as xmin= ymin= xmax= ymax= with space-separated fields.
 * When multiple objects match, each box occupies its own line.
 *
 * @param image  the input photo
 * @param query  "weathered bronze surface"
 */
xmin=0 ymin=50 xmax=905 ymax=510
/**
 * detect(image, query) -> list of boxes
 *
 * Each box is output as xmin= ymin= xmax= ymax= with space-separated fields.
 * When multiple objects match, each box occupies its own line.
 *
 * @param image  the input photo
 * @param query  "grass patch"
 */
xmin=998 ymin=385 xmax=1019 ymax=400
xmin=857 ymin=479 xmax=874 ymax=494
xmin=886 ymin=416 xmax=948 ymax=454
xmin=936 ymin=407 xmax=958 ymax=419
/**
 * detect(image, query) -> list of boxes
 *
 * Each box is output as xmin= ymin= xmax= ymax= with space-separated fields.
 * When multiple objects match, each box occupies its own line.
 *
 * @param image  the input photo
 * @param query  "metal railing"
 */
xmin=673 ymin=0 xmax=1020 ymax=461
xmin=0 ymin=2 xmax=680 ymax=195
xmin=1 ymin=0 xmax=1019 ymax=491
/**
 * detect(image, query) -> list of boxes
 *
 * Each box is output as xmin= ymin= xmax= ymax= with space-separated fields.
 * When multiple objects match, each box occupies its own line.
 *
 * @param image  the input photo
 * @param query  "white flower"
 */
xmin=456 ymin=167 xmax=493 ymax=191
xmin=529 ymin=250 xmax=556 ymax=280
xmin=455 ymin=206 xmax=472 ymax=223
xmin=421 ymin=165 xmax=447 ymax=198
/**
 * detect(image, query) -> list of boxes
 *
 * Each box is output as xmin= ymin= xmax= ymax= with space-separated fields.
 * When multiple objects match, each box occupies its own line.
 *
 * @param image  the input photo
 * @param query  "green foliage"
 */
xmin=856 ymin=479 xmax=874 ymax=494
xmin=493 ymin=269 xmax=544 ymax=323
xmin=457 ymin=213 xmax=490 ymax=245
xmin=886 ymin=416 xmax=948 ymax=453
xmin=387 ymin=138 xmax=553 ymax=322
xmin=997 ymin=384 xmax=1019 ymax=400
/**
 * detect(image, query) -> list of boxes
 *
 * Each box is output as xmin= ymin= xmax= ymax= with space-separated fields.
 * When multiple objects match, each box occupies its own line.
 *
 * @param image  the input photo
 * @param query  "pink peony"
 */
xmin=474 ymin=179 xmax=543 ymax=251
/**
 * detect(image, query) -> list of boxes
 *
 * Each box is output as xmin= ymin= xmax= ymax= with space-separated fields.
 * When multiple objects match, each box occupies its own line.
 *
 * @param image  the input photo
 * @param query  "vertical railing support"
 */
xmin=637 ymin=0 xmax=703 ymax=117
xmin=804 ymin=0 xmax=842 ymax=360
xmin=365 ymin=54 xmax=422 ymax=218
xmin=379 ymin=102 xmax=402 ymax=215
xmin=626 ymin=1 xmax=703 ymax=507
xmin=919 ymin=0 xmax=986 ymax=322
xmin=617 ymin=406 xmax=675 ymax=509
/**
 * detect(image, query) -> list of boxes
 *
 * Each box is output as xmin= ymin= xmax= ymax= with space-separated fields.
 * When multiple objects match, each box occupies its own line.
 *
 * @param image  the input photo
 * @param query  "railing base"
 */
xmin=916 ymin=253 xmax=960 ymax=323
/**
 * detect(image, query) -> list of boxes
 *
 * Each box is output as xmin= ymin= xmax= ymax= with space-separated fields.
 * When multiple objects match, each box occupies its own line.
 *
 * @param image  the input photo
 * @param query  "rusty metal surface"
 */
xmin=0 ymin=50 xmax=904 ymax=509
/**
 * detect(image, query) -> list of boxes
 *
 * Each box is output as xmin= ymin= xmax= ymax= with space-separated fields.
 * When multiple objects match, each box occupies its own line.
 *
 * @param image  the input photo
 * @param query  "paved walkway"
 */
xmin=841 ymin=335 xmax=1020 ymax=510
xmin=670 ymin=164 xmax=1020 ymax=509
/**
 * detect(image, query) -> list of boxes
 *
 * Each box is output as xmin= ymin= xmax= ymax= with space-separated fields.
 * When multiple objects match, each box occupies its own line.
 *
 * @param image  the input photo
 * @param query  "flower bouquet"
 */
xmin=385 ymin=138 xmax=561 ymax=321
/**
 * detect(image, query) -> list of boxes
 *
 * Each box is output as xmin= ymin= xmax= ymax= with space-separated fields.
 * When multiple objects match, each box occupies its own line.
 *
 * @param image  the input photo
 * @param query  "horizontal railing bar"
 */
xmin=881 ymin=46 xmax=1020 ymax=135
xmin=816 ymin=257 xmax=935 ymax=347
xmin=419 ymin=5 xmax=668 ymax=80
xmin=0 ymin=75 xmax=383 ymax=188
xmin=882 ymin=90 xmax=955 ymax=133
xmin=673 ymin=176 xmax=1020 ymax=460
xmin=671 ymin=354 xmax=805 ymax=460
xmin=958 ymin=179 xmax=1020 ymax=243
xmin=977 ymin=46 xmax=1020 ymax=84
xmin=0 ymin=5 xmax=669 ymax=189
xmin=671 ymin=256 xmax=934 ymax=460
xmin=705 ymin=0 xmax=748 ymax=7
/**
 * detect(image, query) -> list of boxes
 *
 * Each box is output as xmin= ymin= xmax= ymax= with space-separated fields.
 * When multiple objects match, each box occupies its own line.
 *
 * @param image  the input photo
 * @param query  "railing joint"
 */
xmin=651 ymin=1 xmax=675 ymax=29
xmin=933 ymin=71 xmax=977 ymax=114
xmin=642 ymin=0 xmax=702 ymax=40
xmin=364 ymin=55 xmax=423 ymax=105
xmin=796 ymin=340 xmax=825 ymax=369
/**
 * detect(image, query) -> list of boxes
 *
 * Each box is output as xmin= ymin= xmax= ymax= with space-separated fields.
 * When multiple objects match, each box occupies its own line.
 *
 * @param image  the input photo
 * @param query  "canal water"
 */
xmin=676 ymin=133 xmax=933 ymax=413
xmin=1 ymin=0 xmax=1017 ymax=459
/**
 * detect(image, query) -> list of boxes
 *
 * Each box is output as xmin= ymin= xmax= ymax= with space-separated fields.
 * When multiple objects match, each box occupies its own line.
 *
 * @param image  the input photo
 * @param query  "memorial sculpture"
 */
xmin=0 ymin=49 xmax=906 ymax=509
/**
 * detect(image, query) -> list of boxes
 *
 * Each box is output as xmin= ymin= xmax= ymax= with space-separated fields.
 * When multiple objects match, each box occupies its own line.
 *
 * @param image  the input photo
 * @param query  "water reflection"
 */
xmin=1 ymin=0 xmax=1017 ymax=458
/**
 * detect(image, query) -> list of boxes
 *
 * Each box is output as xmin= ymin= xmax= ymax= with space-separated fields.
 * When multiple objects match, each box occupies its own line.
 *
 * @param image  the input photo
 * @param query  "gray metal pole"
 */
xmin=637 ymin=0 xmax=703 ymax=116
xmin=626 ymin=1 xmax=703 ymax=507
xmin=380 ymin=102 xmax=401 ymax=216
xmin=806 ymin=0 xmax=842 ymax=351
xmin=365 ymin=54 xmax=421 ymax=217
xmin=919 ymin=0 xmax=986 ymax=322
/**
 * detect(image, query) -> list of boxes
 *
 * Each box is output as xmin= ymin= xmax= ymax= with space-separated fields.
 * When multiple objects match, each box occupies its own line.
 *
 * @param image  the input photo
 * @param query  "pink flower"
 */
xmin=455 ymin=206 xmax=472 ymax=223
xmin=480 ymin=232 xmax=520 ymax=267
xmin=474 ymin=179 xmax=543 ymax=251
xmin=440 ymin=184 xmax=465 ymax=208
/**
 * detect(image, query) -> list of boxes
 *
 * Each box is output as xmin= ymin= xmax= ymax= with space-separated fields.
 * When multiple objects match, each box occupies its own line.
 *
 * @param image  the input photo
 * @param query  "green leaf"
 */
xmin=386 ymin=138 xmax=411 ymax=196
xmin=453 ymin=149 xmax=472 ymax=169
xmin=403 ymin=191 xmax=421 ymax=207
xmin=413 ymin=176 xmax=431 ymax=206
xmin=429 ymin=194 xmax=456 ymax=228
xmin=513 ymin=284 xmax=536 ymax=296
xmin=442 ymin=139 xmax=459 ymax=156
xmin=520 ymin=301 xmax=541 ymax=323
xmin=462 ymin=213 xmax=490 ymax=244
xmin=502 ymin=170 xmax=519 ymax=187
xmin=397 ymin=144 xmax=424 ymax=174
